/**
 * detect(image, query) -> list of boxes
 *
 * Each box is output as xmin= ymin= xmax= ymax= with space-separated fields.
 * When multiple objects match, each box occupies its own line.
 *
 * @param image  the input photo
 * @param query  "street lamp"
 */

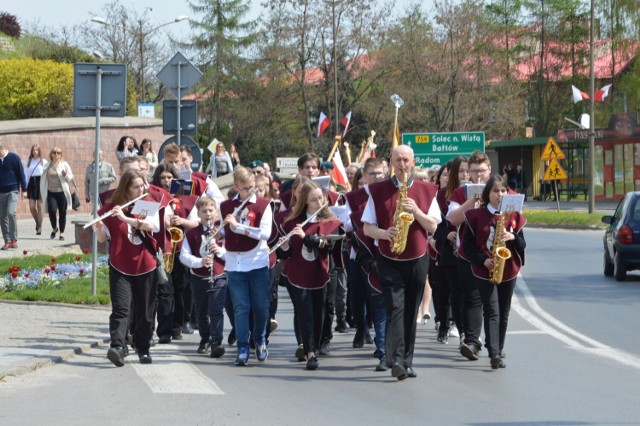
xmin=91 ymin=14 xmax=188 ymax=103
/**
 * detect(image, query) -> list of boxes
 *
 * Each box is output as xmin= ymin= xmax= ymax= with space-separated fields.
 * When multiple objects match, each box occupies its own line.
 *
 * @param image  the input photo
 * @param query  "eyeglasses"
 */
xmin=469 ymin=168 xmax=489 ymax=174
xmin=52 ymin=151 xmax=61 ymax=155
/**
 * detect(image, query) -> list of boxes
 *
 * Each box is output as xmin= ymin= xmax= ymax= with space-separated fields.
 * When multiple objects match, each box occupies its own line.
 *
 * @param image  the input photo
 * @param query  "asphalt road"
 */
xmin=1 ymin=228 xmax=639 ymax=425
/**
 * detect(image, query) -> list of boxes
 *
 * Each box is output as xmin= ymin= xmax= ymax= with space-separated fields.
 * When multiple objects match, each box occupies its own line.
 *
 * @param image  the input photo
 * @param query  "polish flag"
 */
xmin=317 ymin=112 xmax=331 ymax=138
xmin=594 ymin=84 xmax=612 ymax=102
xmin=572 ymin=85 xmax=589 ymax=103
xmin=331 ymin=150 xmax=351 ymax=190
xmin=341 ymin=111 xmax=352 ymax=139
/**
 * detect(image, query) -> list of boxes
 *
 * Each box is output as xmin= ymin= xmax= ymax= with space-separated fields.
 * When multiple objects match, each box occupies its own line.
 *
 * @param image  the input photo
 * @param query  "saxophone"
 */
xmin=164 ymin=226 xmax=184 ymax=273
xmin=390 ymin=172 xmax=415 ymax=255
xmin=489 ymin=211 xmax=512 ymax=285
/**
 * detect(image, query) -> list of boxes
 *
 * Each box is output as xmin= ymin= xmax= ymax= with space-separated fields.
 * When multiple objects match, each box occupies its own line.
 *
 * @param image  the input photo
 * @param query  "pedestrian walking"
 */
xmin=24 ymin=144 xmax=47 ymax=236
xmin=40 ymin=146 xmax=74 ymax=241
xmin=0 ymin=141 xmax=28 ymax=250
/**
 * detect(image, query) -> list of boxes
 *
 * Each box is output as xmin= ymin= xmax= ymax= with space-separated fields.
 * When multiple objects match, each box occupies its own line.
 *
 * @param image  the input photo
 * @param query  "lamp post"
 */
xmin=588 ymin=0 xmax=595 ymax=213
xmin=91 ymin=14 xmax=188 ymax=103
xmin=323 ymin=0 xmax=342 ymax=137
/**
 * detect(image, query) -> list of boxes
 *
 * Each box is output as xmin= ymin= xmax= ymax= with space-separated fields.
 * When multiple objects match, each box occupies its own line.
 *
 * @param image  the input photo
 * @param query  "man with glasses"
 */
xmin=445 ymin=150 xmax=492 ymax=362
xmin=0 ymin=141 xmax=27 ymax=250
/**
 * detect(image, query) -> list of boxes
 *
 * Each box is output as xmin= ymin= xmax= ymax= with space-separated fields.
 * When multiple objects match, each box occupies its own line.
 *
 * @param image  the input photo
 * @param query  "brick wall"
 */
xmin=0 ymin=117 xmax=165 ymax=220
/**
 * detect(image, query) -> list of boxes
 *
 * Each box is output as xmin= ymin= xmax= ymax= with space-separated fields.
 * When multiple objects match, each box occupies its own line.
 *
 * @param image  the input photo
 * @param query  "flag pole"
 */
xmin=327 ymin=135 xmax=341 ymax=162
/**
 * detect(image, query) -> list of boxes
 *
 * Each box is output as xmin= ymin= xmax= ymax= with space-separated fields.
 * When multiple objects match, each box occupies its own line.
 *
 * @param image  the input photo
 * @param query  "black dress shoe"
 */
xmin=210 ymin=345 xmax=226 ymax=358
xmin=107 ymin=347 xmax=125 ymax=367
xmin=138 ymin=353 xmax=153 ymax=364
xmin=491 ymin=357 xmax=506 ymax=369
xmin=227 ymin=329 xmax=236 ymax=346
xmin=352 ymin=328 xmax=365 ymax=348
xmin=460 ymin=342 xmax=480 ymax=361
xmin=364 ymin=331 xmax=374 ymax=344
xmin=158 ymin=335 xmax=172 ymax=344
xmin=406 ymin=367 xmax=417 ymax=378
xmin=172 ymin=333 xmax=183 ymax=340
xmin=391 ymin=363 xmax=407 ymax=381
xmin=197 ymin=341 xmax=210 ymax=354
xmin=306 ymin=355 xmax=319 ymax=370
xmin=375 ymin=357 xmax=388 ymax=372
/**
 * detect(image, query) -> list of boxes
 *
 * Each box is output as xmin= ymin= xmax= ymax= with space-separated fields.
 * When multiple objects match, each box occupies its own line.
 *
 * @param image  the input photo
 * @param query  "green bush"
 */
xmin=0 ymin=58 xmax=73 ymax=119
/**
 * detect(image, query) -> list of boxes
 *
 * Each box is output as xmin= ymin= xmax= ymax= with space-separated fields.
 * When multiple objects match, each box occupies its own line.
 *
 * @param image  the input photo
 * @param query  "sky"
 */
xmin=7 ymin=0 xmax=432 ymax=39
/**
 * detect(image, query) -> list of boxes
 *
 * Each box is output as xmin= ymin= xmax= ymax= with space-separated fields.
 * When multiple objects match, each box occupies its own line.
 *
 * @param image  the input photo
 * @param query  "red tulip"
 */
xmin=79 ymin=268 xmax=85 ymax=276
xmin=82 ymin=248 xmax=89 ymax=254
xmin=75 ymin=256 xmax=81 ymax=262
xmin=51 ymin=257 xmax=56 ymax=263
xmin=23 ymin=250 xmax=28 ymax=255
xmin=11 ymin=272 xmax=18 ymax=278
xmin=24 ymin=273 xmax=30 ymax=278
xmin=44 ymin=267 xmax=50 ymax=274
xmin=50 ymin=265 xmax=56 ymax=271
xmin=12 ymin=266 xmax=20 ymax=272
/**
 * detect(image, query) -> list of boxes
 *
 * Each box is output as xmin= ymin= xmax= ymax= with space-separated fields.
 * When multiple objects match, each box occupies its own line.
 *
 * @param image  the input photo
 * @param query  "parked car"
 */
xmin=602 ymin=191 xmax=640 ymax=281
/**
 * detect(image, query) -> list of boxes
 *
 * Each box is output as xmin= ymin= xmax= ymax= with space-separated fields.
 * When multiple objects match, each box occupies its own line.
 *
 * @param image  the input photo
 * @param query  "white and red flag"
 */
xmin=594 ymin=84 xmax=612 ymax=102
xmin=331 ymin=150 xmax=351 ymax=190
xmin=571 ymin=85 xmax=589 ymax=103
xmin=341 ymin=111 xmax=352 ymax=139
xmin=317 ymin=111 xmax=331 ymax=138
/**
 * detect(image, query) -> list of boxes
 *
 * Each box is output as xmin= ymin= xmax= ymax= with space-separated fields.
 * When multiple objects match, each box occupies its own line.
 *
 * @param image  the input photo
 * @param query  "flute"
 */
xmin=83 ymin=193 xmax=148 ymax=229
xmin=268 ymin=202 xmax=329 ymax=254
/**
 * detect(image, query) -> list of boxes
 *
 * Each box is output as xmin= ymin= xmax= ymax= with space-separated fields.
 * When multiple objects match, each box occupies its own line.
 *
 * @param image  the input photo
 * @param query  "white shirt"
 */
xmin=24 ymin=158 xmax=47 ymax=181
xmin=223 ymin=194 xmax=273 ymax=272
xmin=179 ymin=233 xmax=227 ymax=271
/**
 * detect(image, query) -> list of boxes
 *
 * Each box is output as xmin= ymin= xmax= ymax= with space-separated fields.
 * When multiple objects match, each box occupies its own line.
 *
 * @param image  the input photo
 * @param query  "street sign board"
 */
xmin=543 ymin=159 xmax=568 ymax=181
xmin=73 ymin=63 xmax=126 ymax=117
xmin=158 ymin=136 xmax=202 ymax=171
xmin=157 ymin=51 xmax=202 ymax=98
xmin=402 ymin=132 xmax=485 ymax=167
xmin=162 ymin=100 xmax=197 ymax=135
xmin=276 ymin=157 xmax=299 ymax=170
xmin=540 ymin=137 xmax=566 ymax=160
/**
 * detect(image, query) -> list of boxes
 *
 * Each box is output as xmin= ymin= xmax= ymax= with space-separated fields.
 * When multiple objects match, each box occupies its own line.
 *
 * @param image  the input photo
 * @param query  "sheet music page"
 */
xmin=131 ymin=200 xmax=161 ymax=218
xmin=499 ymin=194 xmax=525 ymax=212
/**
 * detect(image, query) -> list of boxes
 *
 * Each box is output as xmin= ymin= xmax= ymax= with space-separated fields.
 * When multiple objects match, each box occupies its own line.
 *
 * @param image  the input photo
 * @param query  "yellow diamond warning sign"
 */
xmin=541 ymin=137 xmax=565 ymax=160
xmin=543 ymin=159 xmax=568 ymax=181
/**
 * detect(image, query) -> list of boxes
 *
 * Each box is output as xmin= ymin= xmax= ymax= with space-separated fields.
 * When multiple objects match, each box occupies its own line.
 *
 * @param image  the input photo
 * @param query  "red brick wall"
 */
xmin=1 ymin=118 xmax=165 ymax=220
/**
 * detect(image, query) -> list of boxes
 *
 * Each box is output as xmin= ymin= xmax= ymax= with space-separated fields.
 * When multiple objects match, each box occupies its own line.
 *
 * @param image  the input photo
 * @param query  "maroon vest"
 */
xmin=220 ymin=196 xmax=270 ymax=252
xmin=369 ymin=178 xmax=437 ymax=261
xmin=464 ymin=207 xmax=526 ymax=282
xmin=281 ymin=215 xmax=343 ymax=289
xmin=185 ymin=224 xmax=225 ymax=278
xmin=98 ymin=203 xmax=156 ymax=275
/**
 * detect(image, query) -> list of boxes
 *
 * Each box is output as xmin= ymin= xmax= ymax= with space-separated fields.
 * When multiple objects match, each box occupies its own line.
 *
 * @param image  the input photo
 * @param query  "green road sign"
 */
xmin=402 ymin=132 xmax=485 ymax=167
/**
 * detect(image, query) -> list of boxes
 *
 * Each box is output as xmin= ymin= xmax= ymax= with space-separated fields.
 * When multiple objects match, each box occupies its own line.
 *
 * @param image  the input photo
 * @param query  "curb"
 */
xmin=0 ymin=338 xmax=109 ymax=381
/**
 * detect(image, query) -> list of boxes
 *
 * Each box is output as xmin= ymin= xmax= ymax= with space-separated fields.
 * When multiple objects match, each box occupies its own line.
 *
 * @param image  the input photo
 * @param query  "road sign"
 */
xmin=162 ymin=100 xmax=197 ymax=135
xmin=543 ymin=159 xmax=568 ymax=181
xmin=73 ymin=63 xmax=127 ymax=117
xmin=158 ymin=136 xmax=202 ymax=171
xmin=402 ymin=132 xmax=485 ymax=167
xmin=156 ymin=52 xmax=202 ymax=98
xmin=541 ymin=137 xmax=565 ymax=160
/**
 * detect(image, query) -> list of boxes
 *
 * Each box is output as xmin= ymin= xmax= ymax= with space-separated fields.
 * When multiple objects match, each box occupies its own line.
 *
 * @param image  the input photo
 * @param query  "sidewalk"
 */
xmin=0 ymin=199 xmax=616 ymax=381
xmin=0 ymin=213 xmax=92 ymax=259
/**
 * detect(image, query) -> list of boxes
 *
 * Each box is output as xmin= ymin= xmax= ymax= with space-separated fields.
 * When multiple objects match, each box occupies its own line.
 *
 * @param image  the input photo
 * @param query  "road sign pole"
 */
xmin=177 ymin=61 xmax=181 ymax=146
xmin=90 ymin=68 xmax=102 ymax=297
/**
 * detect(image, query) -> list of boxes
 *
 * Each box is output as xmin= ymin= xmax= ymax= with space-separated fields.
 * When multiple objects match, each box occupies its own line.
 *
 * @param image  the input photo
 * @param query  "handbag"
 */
xmin=137 ymin=229 xmax=169 ymax=285
xmin=71 ymin=179 xmax=81 ymax=211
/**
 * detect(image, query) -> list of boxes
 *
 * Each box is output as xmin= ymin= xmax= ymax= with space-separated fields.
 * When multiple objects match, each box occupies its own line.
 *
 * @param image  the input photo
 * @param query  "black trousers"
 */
xmin=321 ymin=265 xmax=337 ymax=347
xmin=377 ymin=254 xmax=428 ymax=369
xmin=190 ymin=274 xmax=228 ymax=346
xmin=349 ymin=258 xmax=368 ymax=333
xmin=109 ymin=266 xmax=156 ymax=354
xmin=429 ymin=258 xmax=447 ymax=327
xmin=46 ymin=191 xmax=67 ymax=233
xmin=288 ymin=281 xmax=327 ymax=355
xmin=285 ymin=278 xmax=302 ymax=346
xmin=467 ymin=276 xmax=516 ymax=357
xmin=156 ymin=251 xmax=188 ymax=338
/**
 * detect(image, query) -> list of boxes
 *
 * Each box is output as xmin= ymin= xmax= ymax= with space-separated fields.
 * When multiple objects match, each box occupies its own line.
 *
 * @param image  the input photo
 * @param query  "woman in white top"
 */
xmin=139 ymin=138 xmax=158 ymax=179
xmin=40 ymin=146 xmax=74 ymax=240
xmin=24 ymin=144 xmax=48 ymax=235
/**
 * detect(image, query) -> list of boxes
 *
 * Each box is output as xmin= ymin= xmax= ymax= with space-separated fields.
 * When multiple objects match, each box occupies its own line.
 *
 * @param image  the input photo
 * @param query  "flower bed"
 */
xmin=0 ymin=250 xmax=109 ymax=292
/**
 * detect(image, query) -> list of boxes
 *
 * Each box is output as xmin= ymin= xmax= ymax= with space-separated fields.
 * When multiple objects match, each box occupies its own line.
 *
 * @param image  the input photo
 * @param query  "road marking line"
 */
xmin=132 ymin=346 xmax=224 ymax=395
xmin=514 ymin=275 xmax=640 ymax=371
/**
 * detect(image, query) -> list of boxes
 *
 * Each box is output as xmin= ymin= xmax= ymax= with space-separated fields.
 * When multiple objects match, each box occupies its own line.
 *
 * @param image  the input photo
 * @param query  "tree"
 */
xmin=184 ymin=0 xmax=257 ymax=143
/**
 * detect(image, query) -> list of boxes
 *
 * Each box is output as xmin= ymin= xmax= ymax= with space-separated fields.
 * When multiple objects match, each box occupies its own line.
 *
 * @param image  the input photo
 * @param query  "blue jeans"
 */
xmin=370 ymin=292 xmax=387 ymax=358
xmin=227 ymin=267 xmax=270 ymax=352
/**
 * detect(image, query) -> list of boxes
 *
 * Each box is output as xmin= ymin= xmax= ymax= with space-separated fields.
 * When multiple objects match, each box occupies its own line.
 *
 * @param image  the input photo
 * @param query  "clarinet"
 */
xmin=204 ymin=219 xmax=217 ymax=283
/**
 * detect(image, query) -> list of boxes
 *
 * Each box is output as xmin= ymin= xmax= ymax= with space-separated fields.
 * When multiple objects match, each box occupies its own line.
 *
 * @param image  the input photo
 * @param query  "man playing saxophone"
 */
xmin=362 ymin=145 xmax=441 ymax=381
xmin=461 ymin=174 xmax=526 ymax=369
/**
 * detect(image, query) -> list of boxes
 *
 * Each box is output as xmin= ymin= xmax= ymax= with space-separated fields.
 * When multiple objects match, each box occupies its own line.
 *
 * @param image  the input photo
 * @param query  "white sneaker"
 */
xmin=416 ymin=317 xmax=424 ymax=324
xmin=449 ymin=324 xmax=460 ymax=338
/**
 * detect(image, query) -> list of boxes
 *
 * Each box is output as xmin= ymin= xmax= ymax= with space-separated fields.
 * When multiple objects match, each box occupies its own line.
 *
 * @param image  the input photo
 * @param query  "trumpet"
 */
xmin=164 ymin=226 xmax=184 ymax=273
xmin=268 ymin=202 xmax=328 ymax=254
